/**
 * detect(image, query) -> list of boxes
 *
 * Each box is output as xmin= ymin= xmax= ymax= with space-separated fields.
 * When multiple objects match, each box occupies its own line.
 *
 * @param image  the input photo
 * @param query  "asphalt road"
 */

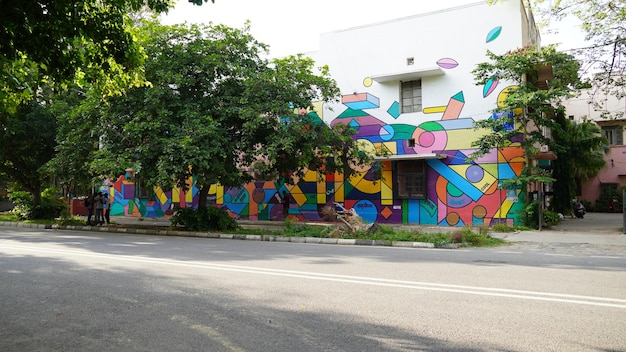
xmin=1 ymin=227 xmax=625 ymax=351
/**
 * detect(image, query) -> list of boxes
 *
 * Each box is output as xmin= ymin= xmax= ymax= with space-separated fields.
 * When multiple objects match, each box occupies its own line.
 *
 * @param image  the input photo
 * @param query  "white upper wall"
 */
xmin=310 ymin=0 xmax=536 ymax=126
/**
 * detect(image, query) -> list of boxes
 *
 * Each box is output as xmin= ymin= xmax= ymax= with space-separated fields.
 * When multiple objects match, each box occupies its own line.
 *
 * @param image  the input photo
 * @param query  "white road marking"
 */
xmin=2 ymin=243 xmax=625 ymax=309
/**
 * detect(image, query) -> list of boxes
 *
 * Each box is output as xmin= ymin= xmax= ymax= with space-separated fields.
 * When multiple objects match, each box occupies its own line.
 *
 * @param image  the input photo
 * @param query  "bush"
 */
xmin=171 ymin=206 xmax=239 ymax=232
xmin=542 ymin=210 xmax=561 ymax=228
xmin=7 ymin=188 xmax=67 ymax=220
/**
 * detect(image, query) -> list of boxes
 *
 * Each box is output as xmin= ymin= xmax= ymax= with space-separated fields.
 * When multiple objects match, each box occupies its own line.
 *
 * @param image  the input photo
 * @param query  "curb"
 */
xmin=0 ymin=221 xmax=464 ymax=250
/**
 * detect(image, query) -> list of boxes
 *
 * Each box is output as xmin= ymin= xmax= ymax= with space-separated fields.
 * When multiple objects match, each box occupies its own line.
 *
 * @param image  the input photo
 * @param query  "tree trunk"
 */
xmin=197 ymin=186 xmax=208 ymax=209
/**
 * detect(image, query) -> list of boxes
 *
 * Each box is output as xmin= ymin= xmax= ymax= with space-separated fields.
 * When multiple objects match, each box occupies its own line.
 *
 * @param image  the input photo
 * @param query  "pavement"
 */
xmin=1 ymin=212 xmax=626 ymax=249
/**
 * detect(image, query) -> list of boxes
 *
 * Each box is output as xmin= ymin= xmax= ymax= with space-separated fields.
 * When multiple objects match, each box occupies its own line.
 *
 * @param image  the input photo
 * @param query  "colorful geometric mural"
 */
xmin=106 ymin=21 xmax=526 ymax=227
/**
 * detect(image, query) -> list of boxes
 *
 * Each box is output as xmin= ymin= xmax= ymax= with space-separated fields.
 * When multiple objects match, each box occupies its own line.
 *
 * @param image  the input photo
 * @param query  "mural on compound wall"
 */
xmin=106 ymin=23 xmax=526 ymax=226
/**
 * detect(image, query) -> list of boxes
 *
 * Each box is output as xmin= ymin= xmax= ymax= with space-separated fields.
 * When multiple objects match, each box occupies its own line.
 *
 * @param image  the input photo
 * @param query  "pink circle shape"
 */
xmin=418 ymin=131 xmax=435 ymax=147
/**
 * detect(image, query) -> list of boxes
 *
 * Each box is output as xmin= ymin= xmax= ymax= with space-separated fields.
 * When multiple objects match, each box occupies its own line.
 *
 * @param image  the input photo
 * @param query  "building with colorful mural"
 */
xmin=107 ymin=0 xmax=540 ymax=226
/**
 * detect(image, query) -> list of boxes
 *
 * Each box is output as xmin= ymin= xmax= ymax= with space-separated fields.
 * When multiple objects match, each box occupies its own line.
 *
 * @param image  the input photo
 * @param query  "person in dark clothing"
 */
xmin=282 ymin=191 xmax=291 ymax=219
xmin=85 ymin=193 xmax=95 ymax=225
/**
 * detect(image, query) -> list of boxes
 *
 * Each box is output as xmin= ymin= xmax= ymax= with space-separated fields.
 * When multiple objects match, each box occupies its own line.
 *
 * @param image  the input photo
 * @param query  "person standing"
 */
xmin=102 ymin=193 xmax=110 ymax=225
xmin=281 ymin=191 xmax=291 ymax=220
xmin=94 ymin=192 xmax=104 ymax=225
xmin=85 ymin=193 xmax=95 ymax=225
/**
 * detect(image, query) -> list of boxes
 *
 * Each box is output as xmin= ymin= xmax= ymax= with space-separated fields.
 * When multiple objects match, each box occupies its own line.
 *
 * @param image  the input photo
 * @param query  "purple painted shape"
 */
xmin=123 ymin=184 xmax=134 ymax=199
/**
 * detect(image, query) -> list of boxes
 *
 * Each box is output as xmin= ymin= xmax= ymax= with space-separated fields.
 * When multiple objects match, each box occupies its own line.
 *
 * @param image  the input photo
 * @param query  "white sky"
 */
xmin=161 ymin=0 xmax=585 ymax=58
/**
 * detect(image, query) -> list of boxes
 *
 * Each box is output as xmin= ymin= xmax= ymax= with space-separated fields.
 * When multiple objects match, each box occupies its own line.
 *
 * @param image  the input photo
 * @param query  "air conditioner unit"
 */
xmin=539 ymin=145 xmax=549 ymax=152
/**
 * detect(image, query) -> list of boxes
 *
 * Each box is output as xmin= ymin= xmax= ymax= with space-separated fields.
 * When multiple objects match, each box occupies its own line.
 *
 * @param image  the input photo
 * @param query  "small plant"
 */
xmin=542 ymin=210 xmax=561 ymax=228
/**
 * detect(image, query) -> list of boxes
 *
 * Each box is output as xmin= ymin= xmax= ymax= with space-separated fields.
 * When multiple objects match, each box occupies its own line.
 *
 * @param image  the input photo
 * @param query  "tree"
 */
xmin=95 ymin=21 xmax=373 ymax=208
xmin=471 ymin=45 xmax=585 ymax=206
xmin=0 ymin=0 xmax=214 ymax=113
xmin=490 ymin=0 xmax=625 ymax=117
xmin=46 ymin=86 xmax=104 ymax=198
xmin=534 ymin=0 xmax=625 ymax=117
xmin=551 ymin=114 xmax=608 ymax=214
xmin=0 ymin=97 xmax=57 ymax=206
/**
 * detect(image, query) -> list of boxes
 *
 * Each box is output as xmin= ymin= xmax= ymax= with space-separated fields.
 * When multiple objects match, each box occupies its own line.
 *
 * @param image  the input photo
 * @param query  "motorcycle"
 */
xmin=574 ymin=201 xmax=586 ymax=219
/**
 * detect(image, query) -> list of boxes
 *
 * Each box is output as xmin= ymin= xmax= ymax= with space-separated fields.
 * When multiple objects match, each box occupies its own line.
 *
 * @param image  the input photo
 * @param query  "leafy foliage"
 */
xmin=0 ymin=0 xmax=215 ymax=112
xmin=8 ymin=188 xmax=67 ymax=220
xmin=490 ymin=0 xmax=625 ymax=117
xmin=95 ymin=21 xmax=374 ymax=207
xmin=0 ymin=96 xmax=58 ymax=205
xmin=551 ymin=115 xmax=608 ymax=213
xmin=471 ymin=45 xmax=584 ymax=199
xmin=170 ymin=207 xmax=239 ymax=232
xmin=533 ymin=0 xmax=625 ymax=117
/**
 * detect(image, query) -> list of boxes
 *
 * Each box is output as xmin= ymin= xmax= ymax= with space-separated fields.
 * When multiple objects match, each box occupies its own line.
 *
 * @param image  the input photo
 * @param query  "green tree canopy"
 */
xmin=490 ymin=0 xmax=625 ymax=117
xmin=551 ymin=115 xmax=608 ymax=213
xmin=0 ymin=92 xmax=58 ymax=205
xmin=87 ymin=21 xmax=372 ymax=207
xmin=471 ymin=45 xmax=584 ymax=197
xmin=0 ymin=0 xmax=214 ymax=113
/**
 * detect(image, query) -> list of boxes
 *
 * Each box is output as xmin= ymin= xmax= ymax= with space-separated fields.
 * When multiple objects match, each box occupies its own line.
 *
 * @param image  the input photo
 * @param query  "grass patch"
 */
xmin=1 ymin=212 xmax=507 ymax=248
xmin=234 ymin=222 xmax=506 ymax=248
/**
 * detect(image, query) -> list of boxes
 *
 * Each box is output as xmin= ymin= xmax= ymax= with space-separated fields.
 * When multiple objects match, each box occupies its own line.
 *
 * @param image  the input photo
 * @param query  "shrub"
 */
xmin=542 ymin=210 xmax=561 ymax=228
xmin=7 ymin=188 xmax=66 ymax=220
xmin=171 ymin=206 xmax=239 ymax=232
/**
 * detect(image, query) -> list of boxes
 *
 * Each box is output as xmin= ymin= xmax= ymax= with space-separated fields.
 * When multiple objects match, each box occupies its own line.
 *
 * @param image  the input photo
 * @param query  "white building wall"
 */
xmin=315 ymin=0 xmax=529 ymax=127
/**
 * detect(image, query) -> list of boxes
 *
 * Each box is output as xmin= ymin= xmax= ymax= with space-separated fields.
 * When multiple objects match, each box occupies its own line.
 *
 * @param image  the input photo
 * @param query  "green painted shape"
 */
xmin=337 ymin=108 xmax=368 ymax=118
xmin=402 ymin=199 xmax=408 ymax=223
xmin=420 ymin=121 xmax=445 ymax=131
xmin=446 ymin=182 xmax=463 ymax=197
xmin=389 ymin=124 xmax=417 ymax=140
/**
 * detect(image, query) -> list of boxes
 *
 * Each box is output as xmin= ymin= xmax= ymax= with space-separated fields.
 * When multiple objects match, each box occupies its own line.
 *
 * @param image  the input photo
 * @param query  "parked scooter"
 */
xmin=574 ymin=201 xmax=586 ymax=219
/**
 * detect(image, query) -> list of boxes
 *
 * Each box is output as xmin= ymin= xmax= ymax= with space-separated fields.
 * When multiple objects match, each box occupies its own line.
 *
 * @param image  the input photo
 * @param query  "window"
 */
xmin=401 ymin=80 xmax=422 ymax=113
xmin=602 ymin=126 xmax=624 ymax=146
xmin=396 ymin=160 xmax=426 ymax=198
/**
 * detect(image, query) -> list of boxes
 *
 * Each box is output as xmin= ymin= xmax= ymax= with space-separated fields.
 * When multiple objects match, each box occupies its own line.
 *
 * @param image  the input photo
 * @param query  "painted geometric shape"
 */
xmin=486 ymin=26 xmax=502 ymax=43
xmin=436 ymin=57 xmax=459 ymax=69
xmin=341 ymin=93 xmax=380 ymax=110
xmin=353 ymin=200 xmax=378 ymax=223
xmin=483 ymin=76 xmax=499 ymax=97
xmin=379 ymin=125 xmax=395 ymax=141
xmin=363 ymin=77 xmax=373 ymax=87
xmin=387 ymin=101 xmax=400 ymax=119
xmin=465 ymin=165 xmax=485 ymax=183
xmin=442 ymin=91 xmax=465 ymax=120
xmin=381 ymin=206 xmax=393 ymax=219
xmin=423 ymin=106 xmax=447 ymax=114
xmin=411 ymin=122 xmax=447 ymax=153
xmin=430 ymin=159 xmax=482 ymax=201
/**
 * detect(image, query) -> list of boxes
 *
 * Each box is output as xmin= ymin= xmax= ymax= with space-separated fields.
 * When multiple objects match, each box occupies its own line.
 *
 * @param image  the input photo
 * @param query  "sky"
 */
xmin=160 ymin=0 xmax=586 ymax=58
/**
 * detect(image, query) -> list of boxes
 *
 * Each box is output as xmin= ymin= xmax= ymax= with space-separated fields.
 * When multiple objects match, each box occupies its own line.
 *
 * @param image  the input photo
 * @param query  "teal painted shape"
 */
xmin=110 ymin=203 xmax=125 ymax=216
xmin=486 ymin=26 xmax=502 ymax=43
xmin=419 ymin=203 xmax=437 ymax=225
xmin=451 ymin=91 xmax=465 ymax=103
xmin=337 ymin=108 xmax=368 ymax=118
xmin=387 ymin=101 xmax=400 ymax=119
